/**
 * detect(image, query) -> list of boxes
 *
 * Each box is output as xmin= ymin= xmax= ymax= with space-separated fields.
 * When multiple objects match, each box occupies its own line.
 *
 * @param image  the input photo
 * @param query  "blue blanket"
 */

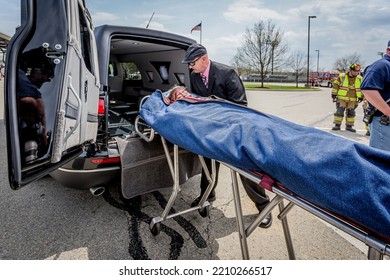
xmin=140 ymin=91 xmax=390 ymax=242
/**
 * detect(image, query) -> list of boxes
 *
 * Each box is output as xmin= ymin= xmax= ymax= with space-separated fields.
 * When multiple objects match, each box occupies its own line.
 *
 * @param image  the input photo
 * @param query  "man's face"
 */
xmin=188 ymin=55 xmax=207 ymax=73
xmin=349 ymin=69 xmax=359 ymax=77
xmin=386 ymin=47 xmax=390 ymax=56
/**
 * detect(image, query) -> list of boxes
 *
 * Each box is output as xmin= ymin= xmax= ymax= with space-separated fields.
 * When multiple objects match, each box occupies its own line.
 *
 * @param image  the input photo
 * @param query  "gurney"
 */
xmin=133 ymin=97 xmax=218 ymax=236
xmin=139 ymin=90 xmax=390 ymax=259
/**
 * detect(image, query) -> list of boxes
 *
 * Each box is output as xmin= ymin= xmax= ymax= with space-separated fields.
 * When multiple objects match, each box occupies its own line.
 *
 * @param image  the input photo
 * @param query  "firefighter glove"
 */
xmin=332 ymin=95 xmax=337 ymax=102
xmin=358 ymin=97 xmax=363 ymax=103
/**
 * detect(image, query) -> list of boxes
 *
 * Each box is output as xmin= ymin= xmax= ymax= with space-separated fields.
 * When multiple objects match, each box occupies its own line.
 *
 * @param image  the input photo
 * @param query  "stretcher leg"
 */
xmin=195 ymin=156 xmax=217 ymax=214
xmin=149 ymin=137 xmax=216 ymax=236
xmin=230 ymin=169 xmax=295 ymax=259
xmin=367 ymin=247 xmax=384 ymax=260
xmin=277 ymin=201 xmax=296 ymax=259
xmin=230 ymin=168 xmax=249 ymax=260
xmin=247 ymin=195 xmax=283 ymax=235
xmin=278 ymin=201 xmax=296 ymax=260
xmin=149 ymin=139 xmax=180 ymax=235
xmin=157 ymin=140 xmax=181 ymax=220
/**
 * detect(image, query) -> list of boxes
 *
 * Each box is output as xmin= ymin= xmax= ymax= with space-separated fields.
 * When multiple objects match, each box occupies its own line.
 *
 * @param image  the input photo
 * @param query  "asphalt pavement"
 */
xmin=0 ymin=79 xmax=373 ymax=260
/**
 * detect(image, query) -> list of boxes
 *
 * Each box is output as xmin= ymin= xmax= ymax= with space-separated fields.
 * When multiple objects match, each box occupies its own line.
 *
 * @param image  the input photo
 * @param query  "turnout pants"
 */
xmin=333 ymin=100 xmax=358 ymax=126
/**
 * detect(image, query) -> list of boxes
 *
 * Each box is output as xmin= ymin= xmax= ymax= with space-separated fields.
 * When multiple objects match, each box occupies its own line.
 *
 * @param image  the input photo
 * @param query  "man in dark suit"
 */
xmin=182 ymin=43 xmax=272 ymax=228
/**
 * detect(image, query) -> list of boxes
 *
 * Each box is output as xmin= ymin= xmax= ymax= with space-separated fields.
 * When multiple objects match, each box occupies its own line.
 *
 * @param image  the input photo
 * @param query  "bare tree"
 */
xmin=231 ymin=53 xmax=249 ymax=78
xmin=286 ymin=50 xmax=307 ymax=87
xmin=235 ymin=20 xmax=288 ymax=87
xmin=333 ymin=52 xmax=363 ymax=72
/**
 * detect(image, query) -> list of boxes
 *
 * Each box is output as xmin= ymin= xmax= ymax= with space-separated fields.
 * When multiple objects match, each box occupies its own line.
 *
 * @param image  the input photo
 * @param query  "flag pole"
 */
xmin=200 ymin=21 xmax=202 ymax=44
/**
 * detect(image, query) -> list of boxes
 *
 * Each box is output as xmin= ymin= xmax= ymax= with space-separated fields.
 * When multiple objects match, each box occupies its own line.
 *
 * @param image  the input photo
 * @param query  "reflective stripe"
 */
xmin=333 ymin=115 xmax=343 ymax=124
xmin=337 ymin=96 xmax=358 ymax=101
xmin=333 ymin=80 xmax=341 ymax=86
xmin=336 ymin=73 xmax=362 ymax=98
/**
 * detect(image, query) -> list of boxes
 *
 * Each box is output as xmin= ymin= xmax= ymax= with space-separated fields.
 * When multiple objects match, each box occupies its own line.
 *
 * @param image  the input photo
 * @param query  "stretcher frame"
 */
xmin=136 ymin=96 xmax=390 ymax=259
xmin=225 ymin=163 xmax=390 ymax=260
xmin=146 ymin=135 xmax=217 ymax=236
xmin=138 ymin=127 xmax=390 ymax=258
xmin=135 ymin=97 xmax=218 ymax=236
xmin=135 ymin=120 xmax=216 ymax=236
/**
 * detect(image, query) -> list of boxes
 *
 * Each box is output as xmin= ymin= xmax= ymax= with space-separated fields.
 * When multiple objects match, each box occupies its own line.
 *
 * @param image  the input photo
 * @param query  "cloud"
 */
xmin=132 ymin=13 xmax=174 ymax=22
xmin=223 ymin=0 xmax=283 ymax=23
xmin=91 ymin=12 xmax=120 ymax=23
xmin=203 ymin=33 xmax=245 ymax=65
xmin=139 ymin=21 xmax=167 ymax=31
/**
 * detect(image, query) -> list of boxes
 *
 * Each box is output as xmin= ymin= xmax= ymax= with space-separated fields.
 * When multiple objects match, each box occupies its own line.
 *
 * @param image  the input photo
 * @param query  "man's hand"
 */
xmin=332 ymin=95 xmax=337 ymax=103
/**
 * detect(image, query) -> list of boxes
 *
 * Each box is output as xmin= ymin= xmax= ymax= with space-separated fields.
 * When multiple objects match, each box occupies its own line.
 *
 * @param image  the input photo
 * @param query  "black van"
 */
xmin=5 ymin=0 xmax=201 ymax=198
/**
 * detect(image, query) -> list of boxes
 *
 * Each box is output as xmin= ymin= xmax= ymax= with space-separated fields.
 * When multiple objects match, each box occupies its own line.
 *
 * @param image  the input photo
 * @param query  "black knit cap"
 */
xmin=182 ymin=43 xmax=207 ymax=64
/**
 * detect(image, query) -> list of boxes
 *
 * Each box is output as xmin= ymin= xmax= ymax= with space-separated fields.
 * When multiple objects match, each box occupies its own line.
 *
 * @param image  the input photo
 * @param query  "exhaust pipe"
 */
xmin=89 ymin=186 xmax=105 ymax=196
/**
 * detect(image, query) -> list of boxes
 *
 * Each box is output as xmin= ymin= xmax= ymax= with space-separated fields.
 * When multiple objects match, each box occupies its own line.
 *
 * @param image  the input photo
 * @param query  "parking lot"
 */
xmin=0 ymin=79 xmax=372 ymax=260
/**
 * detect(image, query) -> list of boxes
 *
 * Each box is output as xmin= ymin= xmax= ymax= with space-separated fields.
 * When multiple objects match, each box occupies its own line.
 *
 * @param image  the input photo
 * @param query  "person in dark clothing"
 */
xmin=361 ymin=40 xmax=390 ymax=152
xmin=18 ymin=47 xmax=54 ymax=163
xmin=181 ymin=43 xmax=272 ymax=228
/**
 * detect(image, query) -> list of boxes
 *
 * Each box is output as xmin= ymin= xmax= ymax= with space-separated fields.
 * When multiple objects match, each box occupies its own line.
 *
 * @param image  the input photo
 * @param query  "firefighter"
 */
xmin=331 ymin=63 xmax=363 ymax=132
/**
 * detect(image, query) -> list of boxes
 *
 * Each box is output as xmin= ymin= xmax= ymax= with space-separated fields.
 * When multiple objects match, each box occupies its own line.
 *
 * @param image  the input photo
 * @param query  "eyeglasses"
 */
xmin=189 ymin=56 xmax=201 ymax=66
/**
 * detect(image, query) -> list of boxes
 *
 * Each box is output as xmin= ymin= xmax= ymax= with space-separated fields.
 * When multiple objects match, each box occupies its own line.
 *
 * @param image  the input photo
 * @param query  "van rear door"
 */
xmin=5 ymin=0 xmax=99 ymax=189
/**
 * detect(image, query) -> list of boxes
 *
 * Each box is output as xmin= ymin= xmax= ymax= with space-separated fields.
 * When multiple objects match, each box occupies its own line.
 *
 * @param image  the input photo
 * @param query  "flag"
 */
xmin=191 ymin=22 xmax=202 ymax=33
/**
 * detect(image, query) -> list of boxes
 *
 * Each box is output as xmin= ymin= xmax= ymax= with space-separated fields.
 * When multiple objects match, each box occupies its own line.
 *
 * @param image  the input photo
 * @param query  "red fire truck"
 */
xmin=318 ymin=70 xmax=340 ymax=87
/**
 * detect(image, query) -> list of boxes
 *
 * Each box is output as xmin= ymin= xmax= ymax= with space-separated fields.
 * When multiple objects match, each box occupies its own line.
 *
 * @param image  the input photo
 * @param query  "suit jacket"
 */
xmin=189 ymin=61 xmax=247 ymax=105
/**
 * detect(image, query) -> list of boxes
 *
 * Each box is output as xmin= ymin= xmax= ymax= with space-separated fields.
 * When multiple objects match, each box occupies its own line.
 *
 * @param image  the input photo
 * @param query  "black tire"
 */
xmin=199 ymin=206 xmax=210 ymax=217
xmin=150 ymin=222 xmax=161 ymax=236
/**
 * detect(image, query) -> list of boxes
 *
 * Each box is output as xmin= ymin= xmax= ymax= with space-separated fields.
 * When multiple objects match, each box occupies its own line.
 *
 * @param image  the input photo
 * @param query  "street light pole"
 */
xmin=315 ymin=49 xmax=320 ymax=74
xmin=306 ymin=15 xmax=316 ymax=87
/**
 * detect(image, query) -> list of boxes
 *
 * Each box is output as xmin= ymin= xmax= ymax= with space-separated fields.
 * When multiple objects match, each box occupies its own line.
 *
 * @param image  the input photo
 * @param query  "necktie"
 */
xmin=201 ymin=74 xmax=208 ymax=89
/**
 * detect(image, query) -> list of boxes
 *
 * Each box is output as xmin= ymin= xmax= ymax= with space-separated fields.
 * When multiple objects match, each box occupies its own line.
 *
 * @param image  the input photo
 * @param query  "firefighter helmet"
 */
xmin=349 ymin=63 xmax=361 ymax=71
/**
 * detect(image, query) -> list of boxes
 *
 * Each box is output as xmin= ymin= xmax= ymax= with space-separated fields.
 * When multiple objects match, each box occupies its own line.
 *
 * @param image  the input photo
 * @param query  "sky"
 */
xmin=0 ymin=0 xmax=389 ymax=72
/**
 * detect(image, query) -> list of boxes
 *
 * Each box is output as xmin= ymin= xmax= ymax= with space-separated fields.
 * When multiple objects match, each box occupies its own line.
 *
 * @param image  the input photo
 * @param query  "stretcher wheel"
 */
xmin=198 ymin=206 xmax=210 ymax=217
xmin=150 ymin=222 xmax=161 ymax=236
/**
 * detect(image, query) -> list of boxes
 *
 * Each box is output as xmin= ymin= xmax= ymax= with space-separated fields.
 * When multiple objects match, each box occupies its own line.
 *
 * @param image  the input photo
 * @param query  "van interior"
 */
xmin=103 ymin=37 xmax=190 ymax=140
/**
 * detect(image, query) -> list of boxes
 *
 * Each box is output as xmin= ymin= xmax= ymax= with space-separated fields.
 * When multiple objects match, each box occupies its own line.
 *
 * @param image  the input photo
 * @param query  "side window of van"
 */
xmin=78 ymin=5 xmax=93 ymax=74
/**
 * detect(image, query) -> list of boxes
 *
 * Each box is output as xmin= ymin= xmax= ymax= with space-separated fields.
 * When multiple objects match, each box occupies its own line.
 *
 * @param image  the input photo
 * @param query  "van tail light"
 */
xmin=90 ymin=157 xmax=120 ymax=165
xmin=98 ymin=98 xmax=105 ymax=114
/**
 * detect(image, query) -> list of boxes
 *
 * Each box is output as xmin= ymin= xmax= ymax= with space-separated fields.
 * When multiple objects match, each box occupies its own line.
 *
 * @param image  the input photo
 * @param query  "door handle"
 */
xmin=63 ymin=75 xmax=82 ymax=145
xmin=84 ymin=80 xmax=88 ymax=101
